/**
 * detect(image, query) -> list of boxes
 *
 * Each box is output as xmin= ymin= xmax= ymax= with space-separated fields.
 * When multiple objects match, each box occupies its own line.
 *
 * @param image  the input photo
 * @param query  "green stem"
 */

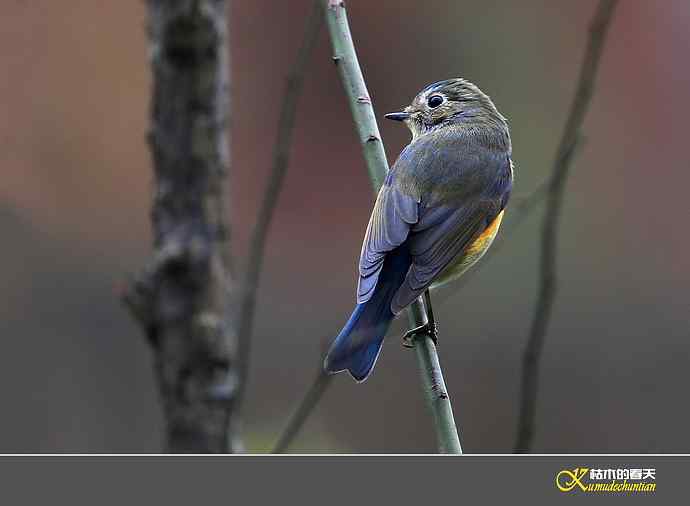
xmin=323 ymin=0 xmax=462 ymax=454
xmin=324 ymin=0 xmax=387 ymax=190
xmin=407 ymin=299 xmax=462 ymax=453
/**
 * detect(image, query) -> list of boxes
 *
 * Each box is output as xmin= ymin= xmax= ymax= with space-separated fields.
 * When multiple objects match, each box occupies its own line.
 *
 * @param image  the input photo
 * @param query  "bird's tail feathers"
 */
xmin=323 ymin=294 xmax=394 ymax=382
xmin=324 ymin=248 xmax=412 ymax=382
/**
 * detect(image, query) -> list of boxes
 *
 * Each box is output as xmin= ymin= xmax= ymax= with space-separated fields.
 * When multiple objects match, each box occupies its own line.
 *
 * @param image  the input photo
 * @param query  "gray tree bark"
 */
xmin=124 ymin=0 xmax=239 ymax=453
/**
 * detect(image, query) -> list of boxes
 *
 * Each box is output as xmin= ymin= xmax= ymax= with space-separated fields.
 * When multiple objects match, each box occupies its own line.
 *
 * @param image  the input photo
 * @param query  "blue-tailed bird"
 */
xmin=324 ymin=78 xmax=514 ymax=382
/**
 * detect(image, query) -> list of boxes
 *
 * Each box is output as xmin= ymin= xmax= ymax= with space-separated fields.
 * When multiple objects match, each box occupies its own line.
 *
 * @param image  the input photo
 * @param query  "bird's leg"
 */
xmin=401 ymin=290 xmax=439 ymax=348
xmin=424 ymin=289 xmax=438 ymax=341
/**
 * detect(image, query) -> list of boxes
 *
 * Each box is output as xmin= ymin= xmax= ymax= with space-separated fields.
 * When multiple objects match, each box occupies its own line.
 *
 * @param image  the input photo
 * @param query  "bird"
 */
xmin=324 ymin=78 xmax=513 ymax=382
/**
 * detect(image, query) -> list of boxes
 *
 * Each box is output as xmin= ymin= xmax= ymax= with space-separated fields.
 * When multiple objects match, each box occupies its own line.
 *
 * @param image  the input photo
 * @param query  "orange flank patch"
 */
xmin=466 ymin=210 xmax=504 ymax=256
xmin=432 ymin=209 xmax=506 ymax=288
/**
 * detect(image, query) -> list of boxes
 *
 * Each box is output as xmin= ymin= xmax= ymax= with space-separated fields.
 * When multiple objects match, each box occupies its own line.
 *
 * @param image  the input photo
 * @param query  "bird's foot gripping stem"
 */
xmin=401 ymin=321 xmax=438 ymax=348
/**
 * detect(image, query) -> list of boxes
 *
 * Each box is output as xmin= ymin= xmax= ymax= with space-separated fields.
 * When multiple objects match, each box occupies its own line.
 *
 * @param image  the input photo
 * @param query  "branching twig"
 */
xmin=514 ymin=0 xmax=618 ymax=452
xmin=234 ymin=0 xmax=322 ymax=412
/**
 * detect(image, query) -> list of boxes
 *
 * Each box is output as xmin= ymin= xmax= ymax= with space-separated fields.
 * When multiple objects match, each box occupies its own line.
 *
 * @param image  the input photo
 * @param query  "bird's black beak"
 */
xmin=384 ymin=111 xmax=410 ymax=121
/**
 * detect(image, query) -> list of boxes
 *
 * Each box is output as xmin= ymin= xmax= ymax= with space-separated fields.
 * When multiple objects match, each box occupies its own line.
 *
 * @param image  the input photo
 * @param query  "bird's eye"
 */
xmin=427 ymin=95 xmax=444 ymax=108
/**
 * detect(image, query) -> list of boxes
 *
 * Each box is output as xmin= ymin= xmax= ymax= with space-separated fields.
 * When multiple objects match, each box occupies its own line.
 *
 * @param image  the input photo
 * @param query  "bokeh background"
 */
xmin=1 ymin=0 xmax=688 ymax=453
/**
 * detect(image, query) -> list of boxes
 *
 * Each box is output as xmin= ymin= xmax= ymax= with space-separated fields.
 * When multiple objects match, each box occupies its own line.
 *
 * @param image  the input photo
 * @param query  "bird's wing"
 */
xmin=388 ymin=134 xmax=512 ymax=314
xmin=357 ymin=177 xmax=419 ymax=304
xmin=358 ymin=133 xmax=512 ymax=313
xmin=390 ymin=200 xmax=500 ymax=314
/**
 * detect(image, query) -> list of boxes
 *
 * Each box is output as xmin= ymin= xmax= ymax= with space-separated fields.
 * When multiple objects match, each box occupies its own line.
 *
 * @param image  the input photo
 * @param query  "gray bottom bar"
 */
xmin=0 ymin=456 xmax=682 ymax=504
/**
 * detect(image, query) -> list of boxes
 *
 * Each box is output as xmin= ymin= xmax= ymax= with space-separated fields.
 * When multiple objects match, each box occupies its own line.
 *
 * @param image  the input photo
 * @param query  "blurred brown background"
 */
xmin=0 ymin=0 xmax=688 ymax=452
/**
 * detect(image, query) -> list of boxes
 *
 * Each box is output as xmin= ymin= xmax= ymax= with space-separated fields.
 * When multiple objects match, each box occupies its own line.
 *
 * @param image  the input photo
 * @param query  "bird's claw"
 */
xmin=401 ymin=322 xmax=438 ymax=348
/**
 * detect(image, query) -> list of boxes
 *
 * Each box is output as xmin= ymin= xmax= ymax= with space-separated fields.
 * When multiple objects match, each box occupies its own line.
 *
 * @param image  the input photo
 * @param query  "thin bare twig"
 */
xmin=273 ymin=368 xmax=333 ymax=453
xmin=514 ymin=0 xmax=618 ymax=452
xmin=234 ymin=0 xmax=322 ymax=412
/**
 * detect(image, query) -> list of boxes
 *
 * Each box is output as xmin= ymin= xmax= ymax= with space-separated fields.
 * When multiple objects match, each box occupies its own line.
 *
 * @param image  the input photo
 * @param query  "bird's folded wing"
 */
xmin=357 ymin=182 xmax=419 ymax=303
xmin=391 ymin=201 xmax=498 ymax=314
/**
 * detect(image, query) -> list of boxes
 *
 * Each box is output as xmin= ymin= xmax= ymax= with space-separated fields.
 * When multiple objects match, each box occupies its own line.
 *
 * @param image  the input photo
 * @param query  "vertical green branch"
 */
xmin=324 ymin=0 xmax=387 ymax=191
xmin=407 ymin=298 xmax=462 ymax=453
xmin=323 ymin=0 xmax=462 ymax=454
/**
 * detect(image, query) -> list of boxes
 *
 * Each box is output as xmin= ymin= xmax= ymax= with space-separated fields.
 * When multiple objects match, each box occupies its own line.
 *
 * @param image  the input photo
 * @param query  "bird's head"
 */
xmin=385 ymin=78 xmax=508 ymax=140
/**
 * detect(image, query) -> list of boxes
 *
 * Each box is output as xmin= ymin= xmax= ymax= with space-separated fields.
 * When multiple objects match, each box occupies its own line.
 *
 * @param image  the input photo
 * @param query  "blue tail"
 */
xmin=324 ymin=248 xmax=409 ymax=382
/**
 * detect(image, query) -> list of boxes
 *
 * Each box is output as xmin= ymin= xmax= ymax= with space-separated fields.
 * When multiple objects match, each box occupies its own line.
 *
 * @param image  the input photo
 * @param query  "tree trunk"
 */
xmin=124 ymin=0 xmax=239 ymax=453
